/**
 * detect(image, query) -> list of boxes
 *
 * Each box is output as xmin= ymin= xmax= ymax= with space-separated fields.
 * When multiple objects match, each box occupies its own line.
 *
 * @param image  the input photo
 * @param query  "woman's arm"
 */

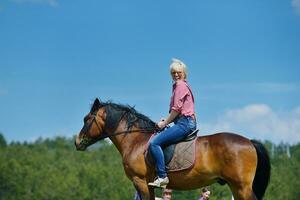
xmin=157 ymin=109 xmax=179 ymax=129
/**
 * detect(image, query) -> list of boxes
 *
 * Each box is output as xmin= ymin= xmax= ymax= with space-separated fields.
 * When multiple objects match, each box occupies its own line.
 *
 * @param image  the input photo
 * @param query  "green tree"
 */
xmin=0 ymin=132 xmax=7 ymax=148
xmin=0 ymin=137 xmax=299 ymax=199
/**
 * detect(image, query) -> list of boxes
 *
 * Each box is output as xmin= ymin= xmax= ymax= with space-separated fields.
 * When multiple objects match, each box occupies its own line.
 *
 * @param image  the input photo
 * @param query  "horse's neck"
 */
xmin=108 ymin=121 xmax=151 ymax=156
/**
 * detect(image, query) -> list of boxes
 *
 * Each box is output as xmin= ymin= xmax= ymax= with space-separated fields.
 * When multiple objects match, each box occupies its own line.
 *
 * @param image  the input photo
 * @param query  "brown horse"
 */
xmin=75 ymin=98 xmax=271 ymax=200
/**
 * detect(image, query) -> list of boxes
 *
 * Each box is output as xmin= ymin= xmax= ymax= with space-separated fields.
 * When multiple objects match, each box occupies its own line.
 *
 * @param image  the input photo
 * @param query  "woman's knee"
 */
xmin=149 ymin=140 xmax=158 ymax=151
xmin=149 ymin=135 xmax=163 ymax=146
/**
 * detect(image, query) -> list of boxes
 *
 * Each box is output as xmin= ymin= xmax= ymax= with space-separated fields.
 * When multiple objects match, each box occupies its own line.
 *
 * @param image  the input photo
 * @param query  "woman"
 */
xmin=198 ymin=187 xmax=211 ymax=200
xmin=148 ymin=58 xmax=197 ymax=188
xmin=155 ymin=188 xmax=173 ymax=200
xmin=161 ymin=188 xmax=172 ymax=200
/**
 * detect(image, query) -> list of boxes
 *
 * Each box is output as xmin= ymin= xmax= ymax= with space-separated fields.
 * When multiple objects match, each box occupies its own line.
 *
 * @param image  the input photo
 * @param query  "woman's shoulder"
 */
xmin=175 ymin=80 xmax=188 ymax=86
xmin=174 ymin=80 xmax=190 ymax=89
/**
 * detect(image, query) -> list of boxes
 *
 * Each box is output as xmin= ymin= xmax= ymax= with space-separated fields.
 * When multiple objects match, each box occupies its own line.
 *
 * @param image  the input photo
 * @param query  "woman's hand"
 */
xmin=156 ymin=110 xmax=178 ymax=130
xmin=157 ymin=119 xmax=167 ymax=129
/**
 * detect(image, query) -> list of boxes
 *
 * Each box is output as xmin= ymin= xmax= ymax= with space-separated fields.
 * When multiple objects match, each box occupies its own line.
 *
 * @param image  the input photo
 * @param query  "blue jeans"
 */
xmin=149 ymin=116 xmax=196 ymax=178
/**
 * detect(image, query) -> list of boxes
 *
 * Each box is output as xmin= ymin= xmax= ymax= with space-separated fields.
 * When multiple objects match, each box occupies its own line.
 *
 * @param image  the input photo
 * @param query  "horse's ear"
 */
xmin=91 ymin=98 xmax=101 ymax=113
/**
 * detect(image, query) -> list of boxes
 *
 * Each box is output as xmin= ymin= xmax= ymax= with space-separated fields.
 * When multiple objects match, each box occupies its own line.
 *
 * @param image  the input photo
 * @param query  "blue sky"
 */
xmin=0 ymin=0 xmax=300 ymax=144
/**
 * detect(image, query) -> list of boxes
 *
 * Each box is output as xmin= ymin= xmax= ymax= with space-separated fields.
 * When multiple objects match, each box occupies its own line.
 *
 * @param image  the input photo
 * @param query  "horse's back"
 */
xmin=194 ymin=132 xmax=257 ymax=180
xmin=197 ymin=132 xmax=254 ymax=150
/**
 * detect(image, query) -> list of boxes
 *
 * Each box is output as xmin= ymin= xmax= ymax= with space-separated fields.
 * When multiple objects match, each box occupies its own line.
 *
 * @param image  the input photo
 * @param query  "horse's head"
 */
xmin=75 ymin=98 xmax=157 ymax=150
xmin=75 ymin=98 xmax=106 ymax=151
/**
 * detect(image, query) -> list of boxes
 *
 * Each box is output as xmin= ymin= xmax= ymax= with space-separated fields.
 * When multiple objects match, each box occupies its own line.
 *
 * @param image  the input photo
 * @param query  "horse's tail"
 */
xmin=251 ymin=140 xmax=271 ymax=200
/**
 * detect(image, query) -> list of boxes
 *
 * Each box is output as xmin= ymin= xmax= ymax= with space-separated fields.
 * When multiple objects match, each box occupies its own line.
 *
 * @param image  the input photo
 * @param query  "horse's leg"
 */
xmin=230 ymin=183 xmax=257 ymax=200
xmin=214 ymin=135 xmax=261 ymax=200
xmin=133 ymin=176 xmax=155 ymax=200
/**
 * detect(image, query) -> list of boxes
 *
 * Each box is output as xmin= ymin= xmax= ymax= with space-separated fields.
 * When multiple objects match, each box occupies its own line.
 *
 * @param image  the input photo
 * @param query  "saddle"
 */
xmin=145 ymin=129 xmax=198 ymax=172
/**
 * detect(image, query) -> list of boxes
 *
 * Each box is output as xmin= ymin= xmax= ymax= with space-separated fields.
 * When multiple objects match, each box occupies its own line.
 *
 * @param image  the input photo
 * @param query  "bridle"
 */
xmin=77 ymin=110 xmax=158 ymax=149
xmin=77 ymin=113 xmax=103 ymax=149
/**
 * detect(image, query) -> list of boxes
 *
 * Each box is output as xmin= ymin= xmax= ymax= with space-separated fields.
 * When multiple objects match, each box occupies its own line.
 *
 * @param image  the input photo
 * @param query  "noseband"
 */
xmin=77 ymin=114 xmax=105 ymax=149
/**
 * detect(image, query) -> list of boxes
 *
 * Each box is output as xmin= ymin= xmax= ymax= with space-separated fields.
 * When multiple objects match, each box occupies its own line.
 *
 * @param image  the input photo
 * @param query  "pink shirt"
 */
xmin=170 ymin=80 xmax=196 ymax=119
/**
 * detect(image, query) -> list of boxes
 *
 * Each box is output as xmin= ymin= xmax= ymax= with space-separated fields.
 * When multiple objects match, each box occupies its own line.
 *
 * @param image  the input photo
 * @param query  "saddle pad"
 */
xmin=166 ymin=139 xmax=196 ymax=172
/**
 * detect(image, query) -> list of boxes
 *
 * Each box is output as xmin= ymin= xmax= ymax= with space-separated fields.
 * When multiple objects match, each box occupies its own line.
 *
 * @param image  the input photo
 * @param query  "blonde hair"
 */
xmin=169 ymin=58 xmax=187 ymax=79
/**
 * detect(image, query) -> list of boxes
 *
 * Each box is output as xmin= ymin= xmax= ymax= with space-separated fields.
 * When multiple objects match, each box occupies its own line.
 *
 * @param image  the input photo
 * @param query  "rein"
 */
xmin=96 ymin=127 xmax=157 ymax=141
xmin=98 ymin=106 xmax=158 ymax=140
xmin=78 ymin=110 xmax=158 ymax=148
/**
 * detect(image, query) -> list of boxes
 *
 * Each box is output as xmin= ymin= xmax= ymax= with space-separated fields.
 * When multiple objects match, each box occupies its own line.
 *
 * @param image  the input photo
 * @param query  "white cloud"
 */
xmin=292 ymin=0 xmax=300 ymax=15
xmin=11 ymin=0 xmax=58 ymax=7
xmin=200 ymin=104 xmax=300 ymax=144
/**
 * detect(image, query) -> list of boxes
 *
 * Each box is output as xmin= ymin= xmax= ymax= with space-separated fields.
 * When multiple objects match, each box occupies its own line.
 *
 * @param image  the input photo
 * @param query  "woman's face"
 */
xmin=202 ymin=191 xmax=211 ymax=199
xmin=163 ymin=190 xmax=172 ymax=200
xmin=171 ymin=67 xmax=185 ymax=81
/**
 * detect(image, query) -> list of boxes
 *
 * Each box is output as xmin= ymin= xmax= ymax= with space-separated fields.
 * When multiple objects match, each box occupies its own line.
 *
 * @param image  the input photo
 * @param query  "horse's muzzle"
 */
xmin=75 ymin=136 xmax=86 ymax=151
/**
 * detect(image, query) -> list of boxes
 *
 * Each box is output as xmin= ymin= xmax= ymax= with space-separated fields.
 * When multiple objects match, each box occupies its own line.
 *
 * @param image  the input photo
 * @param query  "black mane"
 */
xmin=90 ymin=99 xmax=156 ymax=133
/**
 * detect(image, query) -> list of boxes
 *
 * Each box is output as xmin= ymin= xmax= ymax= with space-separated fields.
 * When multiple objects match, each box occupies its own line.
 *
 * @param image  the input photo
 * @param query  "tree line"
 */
xmin=0 ymin=133 xmax=299 ymax=200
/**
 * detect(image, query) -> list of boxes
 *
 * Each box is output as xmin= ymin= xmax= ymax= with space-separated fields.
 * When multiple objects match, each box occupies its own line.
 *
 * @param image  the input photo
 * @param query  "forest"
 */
xmin=0 ymin=132 xmax=299 ymax=200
